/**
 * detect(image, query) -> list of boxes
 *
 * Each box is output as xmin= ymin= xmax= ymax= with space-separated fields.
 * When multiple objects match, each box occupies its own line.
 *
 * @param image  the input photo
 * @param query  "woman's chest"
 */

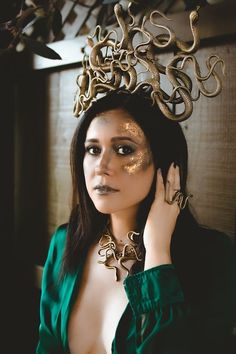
xmin=68 ymin=253 xmax=129 ymax=354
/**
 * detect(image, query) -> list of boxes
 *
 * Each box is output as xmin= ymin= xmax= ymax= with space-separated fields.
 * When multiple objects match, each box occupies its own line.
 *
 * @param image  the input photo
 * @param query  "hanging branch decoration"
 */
xmin=0 ymin=0 xmax=62 ymax=59
xmin=0 ymin=1 xmax=222 ymax=60
xmin=73 ymin=3 xmax=224 ymax=122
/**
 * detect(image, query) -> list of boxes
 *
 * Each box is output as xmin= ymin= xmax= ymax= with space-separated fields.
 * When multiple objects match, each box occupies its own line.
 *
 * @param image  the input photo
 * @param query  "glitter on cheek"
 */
xmin=123 ymin=148 xmax=153 ymax=175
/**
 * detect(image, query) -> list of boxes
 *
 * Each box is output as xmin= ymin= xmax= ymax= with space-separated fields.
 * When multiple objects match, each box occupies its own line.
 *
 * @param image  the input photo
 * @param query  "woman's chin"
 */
xmin=92 ymin=199 xmax=121 ymax=214
xmin=94 ymin=204 xmax=116 ymax=214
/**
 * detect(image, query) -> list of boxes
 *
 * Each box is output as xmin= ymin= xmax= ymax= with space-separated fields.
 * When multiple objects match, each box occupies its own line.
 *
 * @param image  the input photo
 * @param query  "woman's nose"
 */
xmin=95 ymin=151 xmax=114 ymax=176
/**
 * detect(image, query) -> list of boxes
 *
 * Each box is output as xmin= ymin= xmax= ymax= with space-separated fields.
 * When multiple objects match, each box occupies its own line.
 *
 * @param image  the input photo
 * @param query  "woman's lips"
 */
xmin=94 ymin=184 xmax=119 ymax=195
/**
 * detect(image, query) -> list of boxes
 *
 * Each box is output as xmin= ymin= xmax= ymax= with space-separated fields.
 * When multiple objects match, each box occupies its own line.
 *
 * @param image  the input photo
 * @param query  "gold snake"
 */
xmin=175 ymin=7 xmax=200 ymax=53
xmin=97 ymin=230 xmax=142 ymax=281
xmin=179 ymin=54 xmax=225 ymax=97
xmin=73 ymin=3 xmax=224 ymax=122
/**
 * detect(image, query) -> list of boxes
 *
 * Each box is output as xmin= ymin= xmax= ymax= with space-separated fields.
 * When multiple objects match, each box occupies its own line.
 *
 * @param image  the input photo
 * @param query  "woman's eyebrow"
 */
xmin=111 ymin=136 xmax=137 ymax=143
xmin=84 ymin=138 xmax=99 ymax=143
xmin=85 ymin=136 xmax=138 ymax=144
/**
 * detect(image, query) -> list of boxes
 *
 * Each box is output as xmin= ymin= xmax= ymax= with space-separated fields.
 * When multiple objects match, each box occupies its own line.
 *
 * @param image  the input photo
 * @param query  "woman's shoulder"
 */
xmin=194 ymin=227 xmax=236 ymax=294
xmin=46 ymin=223 xmax=68 ymax=266
xmin=197 ymin=226 xmax=235 ymax=261
xmin=175 ymin=222 xmax=235 ymax=281
xmin=177 ymin=225 xmax=236 ymax=310
xmin=197 ymin=227 xmax=236 ymax=314
xmin=174 ymin=218 xmax=235 ymax=263
xmin=52 ymin=223 xmax=68 ymax=246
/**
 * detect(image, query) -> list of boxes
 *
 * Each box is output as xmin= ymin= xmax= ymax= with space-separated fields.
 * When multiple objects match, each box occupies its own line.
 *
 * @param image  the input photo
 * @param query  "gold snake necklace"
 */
xmin=97 ymin=229 xmax=142 ymax=281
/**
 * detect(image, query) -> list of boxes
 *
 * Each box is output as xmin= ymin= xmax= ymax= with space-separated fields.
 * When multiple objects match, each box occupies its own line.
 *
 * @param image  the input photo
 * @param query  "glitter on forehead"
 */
xmin=119 ymin=122 xmax=144 ymax=142
xmin=123 ymin=148 xmax=153 ymax=175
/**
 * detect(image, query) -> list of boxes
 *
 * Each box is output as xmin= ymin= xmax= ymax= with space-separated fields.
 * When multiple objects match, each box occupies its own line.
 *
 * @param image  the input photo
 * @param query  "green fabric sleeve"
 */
xmin=123 ymin=265 xmax=191 ymax=354
xmin=120 ymin=235 xmax=236 ymax=354
xmin=36 ymin=226 xmax=67 ymax=354
xmin=124 ymin=264 xmax=184 ymax=317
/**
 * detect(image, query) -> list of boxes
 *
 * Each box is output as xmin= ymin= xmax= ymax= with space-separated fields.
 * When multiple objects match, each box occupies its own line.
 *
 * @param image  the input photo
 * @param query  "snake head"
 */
xmin=86 ymin=37 xmax=94 ymax=48
xmin=114 ymin=3 xmax=123 ymax=18
xmin=190 ymin=8 xmax=200 ymax=25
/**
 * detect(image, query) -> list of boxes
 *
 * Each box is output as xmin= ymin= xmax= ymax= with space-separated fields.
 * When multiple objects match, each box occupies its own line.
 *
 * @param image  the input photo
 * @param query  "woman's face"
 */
xmin=83 ymin=109 xmax=155 ymax=215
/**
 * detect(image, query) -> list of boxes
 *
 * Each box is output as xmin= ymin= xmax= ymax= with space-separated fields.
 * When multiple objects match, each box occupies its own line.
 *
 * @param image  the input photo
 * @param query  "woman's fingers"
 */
xmin=166 ymin=162 xmax=175 ymax=185
xmin=173 ymin=164 xmax=180 ymax=191
xmin=165 ymin=162 xmax=178 ymax=202
xmin=155 ymin=168 xmax=165 ymax=200
xmin=156 ymin=163 xmax=181 ymax=204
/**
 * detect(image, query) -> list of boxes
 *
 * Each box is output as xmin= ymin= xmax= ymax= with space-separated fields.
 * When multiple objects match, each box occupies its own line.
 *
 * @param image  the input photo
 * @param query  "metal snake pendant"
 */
xmin=97 ymin=230 xmax=142 ymax=281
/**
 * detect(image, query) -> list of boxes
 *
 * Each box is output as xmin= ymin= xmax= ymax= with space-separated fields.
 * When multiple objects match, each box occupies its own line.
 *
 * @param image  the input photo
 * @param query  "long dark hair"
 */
xmin=62 ymin=89 xmax=199 ymax=274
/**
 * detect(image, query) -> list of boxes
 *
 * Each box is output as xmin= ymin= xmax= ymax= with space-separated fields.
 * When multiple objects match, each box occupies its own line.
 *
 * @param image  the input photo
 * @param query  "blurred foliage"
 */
xmin=0 ymin=0 xmax=63 ymax=59
xmin=0 ymin=0 xmax=208 ymax=60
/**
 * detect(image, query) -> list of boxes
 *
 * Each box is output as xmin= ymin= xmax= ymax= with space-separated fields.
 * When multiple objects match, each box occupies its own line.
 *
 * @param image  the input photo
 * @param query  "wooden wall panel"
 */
xmin=180 ymin=43 xmax=236 ymax=239
xmin=47 ymin=69 xmax=78 ymax=237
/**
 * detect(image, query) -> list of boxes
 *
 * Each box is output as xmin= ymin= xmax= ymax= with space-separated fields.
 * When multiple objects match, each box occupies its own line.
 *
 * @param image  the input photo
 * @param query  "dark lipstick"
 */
xmin=94 ymin=184 xmax=119 ymax=194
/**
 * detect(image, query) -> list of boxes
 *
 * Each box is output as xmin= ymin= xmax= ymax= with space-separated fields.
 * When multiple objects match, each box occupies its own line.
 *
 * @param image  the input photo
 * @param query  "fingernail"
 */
xmin=174 ymin=162 xmax=179 ymax=169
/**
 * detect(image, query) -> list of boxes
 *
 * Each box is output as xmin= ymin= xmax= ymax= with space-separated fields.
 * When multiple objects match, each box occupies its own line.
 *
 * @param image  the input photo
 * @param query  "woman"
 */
xmin=37 ymin=89 xmax=236 ymax=354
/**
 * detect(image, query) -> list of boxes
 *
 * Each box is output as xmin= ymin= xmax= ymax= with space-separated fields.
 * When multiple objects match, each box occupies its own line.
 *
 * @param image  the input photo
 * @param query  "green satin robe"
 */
xmin=36 ymin=224 xmax=236 ymax=354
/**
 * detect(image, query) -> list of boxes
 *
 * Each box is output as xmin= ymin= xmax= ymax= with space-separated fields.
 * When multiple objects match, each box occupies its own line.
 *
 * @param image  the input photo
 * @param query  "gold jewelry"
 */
xmin=73 ymin=3 xmax=224 ymax=122
xmin=165 ymin=190 xmax=193 ymax=210
xmin=97 ymin=229 xmax=142 ymax=281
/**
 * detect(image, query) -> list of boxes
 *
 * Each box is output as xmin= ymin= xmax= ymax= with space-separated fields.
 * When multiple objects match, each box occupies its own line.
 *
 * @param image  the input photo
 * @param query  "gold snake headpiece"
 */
xmin=73 ymin=3 xmax=224 ymax=122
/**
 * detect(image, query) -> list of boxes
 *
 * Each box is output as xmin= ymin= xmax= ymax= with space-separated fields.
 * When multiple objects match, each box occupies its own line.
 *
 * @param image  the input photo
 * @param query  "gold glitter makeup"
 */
xmin=88 ymin=113 xmax=153 ymax=174
xmin=118 ymin=122 xmax=144 ymax=143
xmin=123 ymin=148 xmax=153 ymax=175
xmin=119 ymin=120 xmax=153 ymax=174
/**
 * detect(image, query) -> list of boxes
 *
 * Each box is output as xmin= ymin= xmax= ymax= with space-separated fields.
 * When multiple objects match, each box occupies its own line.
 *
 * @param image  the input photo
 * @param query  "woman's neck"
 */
xmin=109 ymin=208 xmax=138 ymax=243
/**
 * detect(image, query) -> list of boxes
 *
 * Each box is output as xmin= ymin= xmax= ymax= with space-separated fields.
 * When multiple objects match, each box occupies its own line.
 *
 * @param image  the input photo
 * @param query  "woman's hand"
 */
xmin=143 ymin=162 xmax=181 ymax=270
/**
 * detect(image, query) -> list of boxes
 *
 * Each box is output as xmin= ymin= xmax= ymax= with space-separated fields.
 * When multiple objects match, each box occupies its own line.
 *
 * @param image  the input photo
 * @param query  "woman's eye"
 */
xmin=85 ymin=146 xmax=101 ymax=155
xmin=116 ymin=145 xmax=134 ymax=155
